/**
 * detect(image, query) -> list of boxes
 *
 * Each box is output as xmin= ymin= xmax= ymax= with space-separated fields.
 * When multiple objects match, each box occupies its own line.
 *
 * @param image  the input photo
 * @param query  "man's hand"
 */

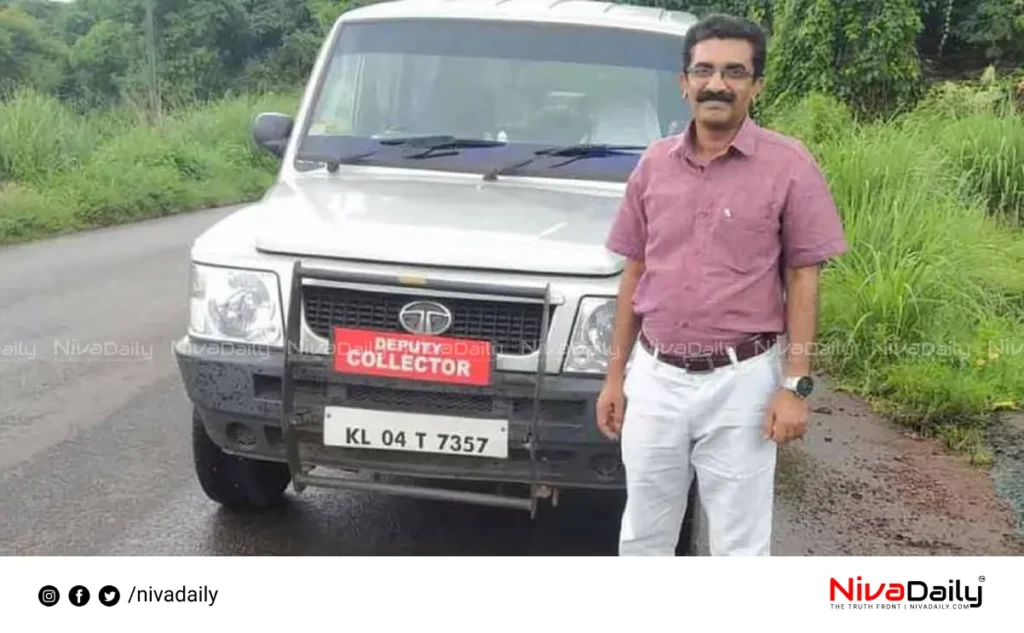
xmin=596 ymin=257 xmax=643 ymax=442
xmin=596 ymin=379 xmax=626 ymax=441
xmin=764 ymin=389 xmax=809 ymax=443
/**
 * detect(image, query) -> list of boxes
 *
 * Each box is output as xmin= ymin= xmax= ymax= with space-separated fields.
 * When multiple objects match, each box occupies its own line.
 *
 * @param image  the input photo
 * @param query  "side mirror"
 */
xmin=252 ymin=112 xmax=294 ymax=158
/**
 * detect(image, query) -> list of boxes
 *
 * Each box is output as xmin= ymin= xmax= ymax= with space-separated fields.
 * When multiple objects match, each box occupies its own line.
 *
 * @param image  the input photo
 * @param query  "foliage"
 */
xmin=915 ymin=0 xmax=1024 ymax=71
xmin=906 ymin=67 xmax=1024 ymax=227
xmin=0 ymin=6 xmax=69 ymax=95
xmin=761 ymin=92 xmax=854 ymax=151
xmin=0 ymin=0 xmax=382 ymax=112
xmin=0 ymin=88 xmax=299 ymax=241
xmin=802 ymin=88 xmax=1024 ymax=455
xmin=666 ymin=0 xmax=1023 ymax=74
xmin=912 ymin=65 xmax=1021 ymax=118
xmin=642 ymin=0 xmax=775 ymax=24
xmin=758 ymin=0 xmax=924 ymax=116
xmin=639 ymin=0 xmax=1022 ymax=117
xmin=3 ymin=0 xmax=1021 ymax=119
xmin=0 ymin=87 xmax=97 ymax=182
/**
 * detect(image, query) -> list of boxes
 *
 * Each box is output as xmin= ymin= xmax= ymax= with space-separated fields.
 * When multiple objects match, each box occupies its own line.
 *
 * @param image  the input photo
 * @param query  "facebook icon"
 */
xmin=69 ymin=585 xmax=90 ymax=606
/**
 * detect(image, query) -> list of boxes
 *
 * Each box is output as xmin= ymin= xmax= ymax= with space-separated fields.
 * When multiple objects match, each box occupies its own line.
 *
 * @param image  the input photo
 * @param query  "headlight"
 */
xmin=189 ymin=264 xmax=283 ymax=347
xmin=562 ymin=297 xmax=616 ymax=374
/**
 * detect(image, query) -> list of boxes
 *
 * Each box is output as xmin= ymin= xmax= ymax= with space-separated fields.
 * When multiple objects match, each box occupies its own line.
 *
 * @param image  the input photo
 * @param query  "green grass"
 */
xmin=0 ymin=87 xmax=299 ymax=242
xmin=767 ymin=89 xmax=1024 ymax=462
xmin=1 ymin=83 xmax=1023 ymax=462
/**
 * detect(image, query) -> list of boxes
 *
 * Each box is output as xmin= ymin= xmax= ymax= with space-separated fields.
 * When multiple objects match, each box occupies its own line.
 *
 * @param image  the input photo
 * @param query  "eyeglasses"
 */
xmin=685 ymin=65 xmax=754 ymax=82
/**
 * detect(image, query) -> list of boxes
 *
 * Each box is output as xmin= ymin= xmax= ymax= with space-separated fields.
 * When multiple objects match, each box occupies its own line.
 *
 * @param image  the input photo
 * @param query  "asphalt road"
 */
xmin=2 ymin=207 xmax=1021 ymax=556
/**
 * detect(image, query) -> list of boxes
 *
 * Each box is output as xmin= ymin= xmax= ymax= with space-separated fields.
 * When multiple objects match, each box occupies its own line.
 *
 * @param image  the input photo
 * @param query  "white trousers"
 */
xmin=618 ymin=340 xmax=782 ymax=556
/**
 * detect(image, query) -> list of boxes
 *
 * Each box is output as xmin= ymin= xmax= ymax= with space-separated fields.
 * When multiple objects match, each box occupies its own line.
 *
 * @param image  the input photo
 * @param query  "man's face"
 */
xmin=680 ymin=38 xmax=762 ymax=130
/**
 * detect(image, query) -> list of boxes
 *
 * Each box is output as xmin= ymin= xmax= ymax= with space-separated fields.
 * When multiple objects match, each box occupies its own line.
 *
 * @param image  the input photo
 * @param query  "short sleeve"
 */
xmin=781 ymin=152 xmax=848 ymax=268
xmin=605 ymin=156 xmax=649 ymax=262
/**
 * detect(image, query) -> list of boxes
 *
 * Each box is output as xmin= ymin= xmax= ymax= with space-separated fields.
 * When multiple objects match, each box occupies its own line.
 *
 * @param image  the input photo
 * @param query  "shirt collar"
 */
xmin=730 ymin=115 xmax=758 ymax=156
xmin=671 ymin=115 xmax=759 ymax=161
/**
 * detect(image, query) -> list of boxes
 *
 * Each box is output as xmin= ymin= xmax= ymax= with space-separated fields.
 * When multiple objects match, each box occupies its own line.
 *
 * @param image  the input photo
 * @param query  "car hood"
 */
xmin=250 ymin=172 xmax=627 ymax=276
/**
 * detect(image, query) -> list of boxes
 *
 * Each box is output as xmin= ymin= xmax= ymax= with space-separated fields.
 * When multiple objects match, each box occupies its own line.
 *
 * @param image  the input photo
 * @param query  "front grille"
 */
xmin=346 ymin=385 xmax=494 ymax=416
xmin=343 ymin=385 xmax=587 ymax=423
xmin=302 ymin=285 xmax=553 ymax=355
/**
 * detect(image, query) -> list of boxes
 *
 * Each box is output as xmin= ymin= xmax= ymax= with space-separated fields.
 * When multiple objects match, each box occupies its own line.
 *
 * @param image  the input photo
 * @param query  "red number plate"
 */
xmin=332 ymin=327 xmax=492 ymax=386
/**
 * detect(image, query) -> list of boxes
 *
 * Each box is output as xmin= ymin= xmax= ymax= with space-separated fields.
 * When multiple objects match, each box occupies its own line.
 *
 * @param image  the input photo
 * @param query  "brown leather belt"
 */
xmin=638 ymin=331 xmax=778 ymax=373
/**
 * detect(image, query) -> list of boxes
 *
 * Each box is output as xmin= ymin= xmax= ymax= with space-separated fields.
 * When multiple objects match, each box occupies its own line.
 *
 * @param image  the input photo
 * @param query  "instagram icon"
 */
xmin=38 ymin=585 xmax=60 ymax=607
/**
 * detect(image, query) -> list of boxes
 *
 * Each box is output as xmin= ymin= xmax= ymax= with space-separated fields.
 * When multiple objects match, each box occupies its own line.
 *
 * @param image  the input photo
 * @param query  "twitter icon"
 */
xmin=99 ymin=585 xmax=120 ymax=606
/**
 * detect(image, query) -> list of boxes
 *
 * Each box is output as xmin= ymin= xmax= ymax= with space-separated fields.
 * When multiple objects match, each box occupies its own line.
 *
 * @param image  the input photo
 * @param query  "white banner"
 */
xmin=3 ymin=556 xmax=1017 ymax=631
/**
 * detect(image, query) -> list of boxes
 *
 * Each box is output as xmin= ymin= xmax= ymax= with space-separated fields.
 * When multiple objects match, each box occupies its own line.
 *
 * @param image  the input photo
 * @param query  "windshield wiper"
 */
xmin=384 ymin=136 xmax=506 ymax=159
xmin=298 ymin=135 xmax=507 ymax=171
xmin=482 ymin=144 xmax=645 ymax=181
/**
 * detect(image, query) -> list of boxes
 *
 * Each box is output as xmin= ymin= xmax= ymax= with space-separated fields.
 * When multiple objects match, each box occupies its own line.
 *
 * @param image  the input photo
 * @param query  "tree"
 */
xmin=0 ymin=7 xmax=69 ymax=96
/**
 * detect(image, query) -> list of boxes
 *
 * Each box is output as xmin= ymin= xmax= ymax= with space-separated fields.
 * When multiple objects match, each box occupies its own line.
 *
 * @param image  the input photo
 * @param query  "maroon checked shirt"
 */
xmin=605 ymin=116 xmax=848 ymax=353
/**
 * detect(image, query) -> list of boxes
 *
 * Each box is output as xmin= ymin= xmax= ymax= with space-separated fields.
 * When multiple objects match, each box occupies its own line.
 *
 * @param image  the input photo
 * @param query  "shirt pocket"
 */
xmin=709 ymin=199 xmax=777 ymax=274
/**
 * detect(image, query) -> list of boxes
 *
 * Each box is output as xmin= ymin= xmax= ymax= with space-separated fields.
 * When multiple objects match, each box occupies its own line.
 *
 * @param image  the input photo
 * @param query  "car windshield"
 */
xmin=295 ymin=18 xmax=691 ymax=182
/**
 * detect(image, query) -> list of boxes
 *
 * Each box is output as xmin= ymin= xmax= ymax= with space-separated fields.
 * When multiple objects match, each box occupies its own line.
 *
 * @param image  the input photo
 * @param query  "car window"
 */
xmin=297 ymin=18 xmax=692 ymax=181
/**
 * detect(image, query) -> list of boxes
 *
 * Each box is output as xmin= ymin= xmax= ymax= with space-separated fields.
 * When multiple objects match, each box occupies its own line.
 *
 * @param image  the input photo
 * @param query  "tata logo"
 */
xmin=398 ymin=300 xmax=453 ymax=336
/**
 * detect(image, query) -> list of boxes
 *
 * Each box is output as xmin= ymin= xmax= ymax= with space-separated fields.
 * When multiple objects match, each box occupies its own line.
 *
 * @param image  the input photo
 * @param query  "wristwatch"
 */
xmin=782 ymin=375 xmax=814 ymax=398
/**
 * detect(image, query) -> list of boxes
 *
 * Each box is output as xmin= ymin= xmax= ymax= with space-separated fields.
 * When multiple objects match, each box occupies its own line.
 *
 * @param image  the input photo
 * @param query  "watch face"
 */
xmin=796 ymin=376 xmax=814 ymax=397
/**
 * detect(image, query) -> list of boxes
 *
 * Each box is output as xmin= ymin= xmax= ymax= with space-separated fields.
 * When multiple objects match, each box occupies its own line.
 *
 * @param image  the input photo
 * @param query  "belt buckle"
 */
xmin=683 ymin=356 xmax=715 ymax=373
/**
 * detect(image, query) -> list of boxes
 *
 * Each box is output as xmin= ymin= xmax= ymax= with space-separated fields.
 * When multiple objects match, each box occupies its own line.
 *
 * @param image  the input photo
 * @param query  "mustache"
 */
xmin=696 ymin=90 xmax=735 ymax=103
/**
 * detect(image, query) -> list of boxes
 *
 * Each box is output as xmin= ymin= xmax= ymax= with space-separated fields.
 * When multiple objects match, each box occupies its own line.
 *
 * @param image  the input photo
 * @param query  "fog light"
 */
xmin=226 ymin=422 xmax=256 ymax=449
xmin=588 ymin=452 xmax=622 ymax=478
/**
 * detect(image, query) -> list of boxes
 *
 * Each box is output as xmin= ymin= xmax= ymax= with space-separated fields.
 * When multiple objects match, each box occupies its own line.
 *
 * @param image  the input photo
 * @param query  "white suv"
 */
xmin=175 ymin=0 xmax=700 ymax=551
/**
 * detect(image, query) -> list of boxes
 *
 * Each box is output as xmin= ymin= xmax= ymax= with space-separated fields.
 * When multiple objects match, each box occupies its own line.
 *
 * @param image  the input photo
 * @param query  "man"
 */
xmin=598 ymin=13 xmax=848 ymax=556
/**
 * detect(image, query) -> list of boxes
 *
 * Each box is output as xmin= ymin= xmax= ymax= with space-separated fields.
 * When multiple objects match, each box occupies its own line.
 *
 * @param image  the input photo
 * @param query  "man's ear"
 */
xmin=751 ymin=76 xmax=765 ymax=101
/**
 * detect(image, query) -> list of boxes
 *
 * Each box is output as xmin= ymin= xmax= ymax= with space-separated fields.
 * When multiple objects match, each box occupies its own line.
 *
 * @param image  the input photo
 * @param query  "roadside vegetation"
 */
xmin=0 ymin=0 xmax=1022 ymax=460
xmin=766 ymin=86 xmax=1024 ymax=464
xmin=0 ymin=87 xmax=298 ymax=242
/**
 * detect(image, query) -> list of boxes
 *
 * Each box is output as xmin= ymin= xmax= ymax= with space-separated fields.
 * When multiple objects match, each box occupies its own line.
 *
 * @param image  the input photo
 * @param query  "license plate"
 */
xmin=323 ymin=407 xmax=508 ymax=459
xmin=332 ymin=327 xmax=492 ymax=386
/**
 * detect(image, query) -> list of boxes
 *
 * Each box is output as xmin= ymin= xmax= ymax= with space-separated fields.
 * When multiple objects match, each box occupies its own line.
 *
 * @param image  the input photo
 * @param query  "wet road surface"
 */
xmin=1 ymin=208 xmax=1021 ymax=556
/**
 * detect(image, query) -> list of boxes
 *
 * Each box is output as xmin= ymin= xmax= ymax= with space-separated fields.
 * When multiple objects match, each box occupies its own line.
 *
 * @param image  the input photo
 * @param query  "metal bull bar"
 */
xmin=280 ymin=260 xmax=553 ymax=516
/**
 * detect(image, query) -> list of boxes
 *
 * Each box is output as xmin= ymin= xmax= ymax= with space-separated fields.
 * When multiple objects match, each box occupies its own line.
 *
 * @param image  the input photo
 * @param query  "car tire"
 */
xmin=191 ymin=407 xmax=292 ymax=510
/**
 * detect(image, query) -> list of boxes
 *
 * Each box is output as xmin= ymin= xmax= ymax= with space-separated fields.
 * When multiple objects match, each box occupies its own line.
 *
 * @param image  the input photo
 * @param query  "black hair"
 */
xmin=681 ymin=13 xmax=767 ymax=78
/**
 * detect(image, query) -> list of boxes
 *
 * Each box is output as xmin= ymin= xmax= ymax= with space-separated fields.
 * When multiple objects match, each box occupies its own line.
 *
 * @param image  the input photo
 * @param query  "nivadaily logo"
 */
xmin=830 ymin=576 xmax=984 ymax=610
